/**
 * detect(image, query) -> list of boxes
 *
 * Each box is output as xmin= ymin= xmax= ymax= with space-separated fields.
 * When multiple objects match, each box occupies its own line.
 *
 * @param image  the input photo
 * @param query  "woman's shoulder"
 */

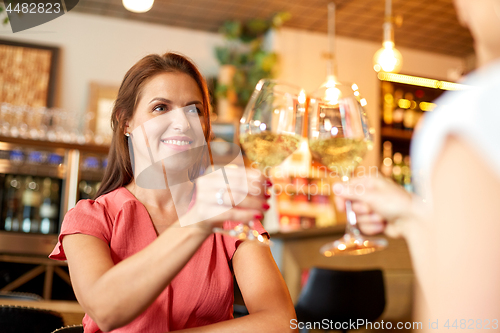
xmin=74 ymin=187 xmax=139 ymax=220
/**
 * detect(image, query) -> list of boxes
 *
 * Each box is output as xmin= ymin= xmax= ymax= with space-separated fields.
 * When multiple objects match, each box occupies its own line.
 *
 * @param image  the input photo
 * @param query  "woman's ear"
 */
xmin=124 ymin=122 xmax=130 ymax=136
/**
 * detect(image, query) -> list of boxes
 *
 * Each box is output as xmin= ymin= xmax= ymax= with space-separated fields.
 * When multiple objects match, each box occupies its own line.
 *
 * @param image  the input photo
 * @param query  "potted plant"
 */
xmin=214 ymin=12 xmax=290 ymax=122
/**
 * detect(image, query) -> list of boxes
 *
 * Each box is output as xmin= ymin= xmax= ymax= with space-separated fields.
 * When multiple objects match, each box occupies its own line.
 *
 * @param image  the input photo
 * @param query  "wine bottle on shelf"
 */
xmin=392 ymin=152 xmax=404 ymax=185
xmin=403 ymin=107 xmax=416 ymax=131
xmin=402 ymin=156 xmax=413 ymax=192
xmin=3 ymin=175 xmax=21 ymax=232
xmin=381 ymin=141 xmax=393 ymax=177
xmin=21 ymin=176 xmax=41 ymax=233
xmin=392 ymin=108 xmax=404 ymax=129
xmin=39 ymin=177 xmax=59 ymax=234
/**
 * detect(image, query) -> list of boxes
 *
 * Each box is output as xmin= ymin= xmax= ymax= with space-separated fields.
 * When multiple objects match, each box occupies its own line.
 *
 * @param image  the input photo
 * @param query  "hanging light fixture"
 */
xmin=320 ymin=2 xmax=341 ymax=103
xmin=123 ymin=0 xmax=154 ymax=13
xmin=373 ymin=0 xmax=403 ymax=73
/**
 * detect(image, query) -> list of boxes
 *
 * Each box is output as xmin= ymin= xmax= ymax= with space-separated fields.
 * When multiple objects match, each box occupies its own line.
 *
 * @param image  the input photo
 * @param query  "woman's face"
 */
xmin=454 ymin=0 xmax=500 ymax=63
xmin=126 ymin=71 xmax=207 ymax=178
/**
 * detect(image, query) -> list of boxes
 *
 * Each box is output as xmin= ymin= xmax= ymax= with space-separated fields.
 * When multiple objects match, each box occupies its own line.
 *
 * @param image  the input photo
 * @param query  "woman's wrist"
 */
xmin=386 ymin=193 xmax=425 ymax=238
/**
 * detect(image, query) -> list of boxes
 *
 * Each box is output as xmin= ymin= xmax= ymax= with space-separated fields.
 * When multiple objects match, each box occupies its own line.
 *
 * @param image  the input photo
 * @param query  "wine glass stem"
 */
xmin=344 ymin=200 xmax=361 ymax=237
xmin=342 ymin=174 xmax=361 ymax=238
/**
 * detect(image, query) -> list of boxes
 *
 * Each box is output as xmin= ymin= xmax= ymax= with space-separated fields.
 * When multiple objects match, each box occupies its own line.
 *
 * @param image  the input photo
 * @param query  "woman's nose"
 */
xmin=171 ymin=109 xmax=191 ymax=132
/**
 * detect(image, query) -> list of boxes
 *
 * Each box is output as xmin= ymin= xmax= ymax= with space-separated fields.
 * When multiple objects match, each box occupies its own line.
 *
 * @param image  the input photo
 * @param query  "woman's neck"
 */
xmin=126 ymin=170 xmax=193 ymax=210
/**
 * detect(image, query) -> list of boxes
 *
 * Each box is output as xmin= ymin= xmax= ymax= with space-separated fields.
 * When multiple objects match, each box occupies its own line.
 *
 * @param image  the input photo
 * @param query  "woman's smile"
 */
xmin=161 ymin=135 xmax=194 ymax=151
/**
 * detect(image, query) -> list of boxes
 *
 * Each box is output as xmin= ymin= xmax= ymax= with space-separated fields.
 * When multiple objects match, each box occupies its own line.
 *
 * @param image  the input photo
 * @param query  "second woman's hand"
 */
xmin=333 ymin=176 xmax=415 ymax=238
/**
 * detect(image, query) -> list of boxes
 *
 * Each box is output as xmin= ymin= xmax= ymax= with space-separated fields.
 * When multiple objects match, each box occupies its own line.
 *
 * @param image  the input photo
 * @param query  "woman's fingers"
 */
xmin=192 ymin=167 xmax=270 ymax=229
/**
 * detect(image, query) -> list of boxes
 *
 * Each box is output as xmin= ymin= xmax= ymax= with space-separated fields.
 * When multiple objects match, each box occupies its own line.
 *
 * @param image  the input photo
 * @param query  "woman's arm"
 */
xmin=425 ymin=136 xmax=500 ymax=321
xmin=64 ymin=168 xmax=268 ymax=331
xmin=176 ymin=239 xmax=297 ymax=333
xmin=63 ymin=219 xmax=207 ymax=331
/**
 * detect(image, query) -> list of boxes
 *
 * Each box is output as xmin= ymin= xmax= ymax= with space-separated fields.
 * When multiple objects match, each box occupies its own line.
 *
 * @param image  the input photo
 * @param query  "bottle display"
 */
xmin=381 ymin=81 xmax=442 ymax=131
xmin=381 ymin=141 xmax=413 ymax=192
xmin=0 ymin=146 xmax=65 ymax=234
xmin=39 ymin=177 xmax=60 ymax=234
xmin=3 ymin=175 xmax=21 ymax=231
xmin=21 ymin=176 xmax=42 ymax=233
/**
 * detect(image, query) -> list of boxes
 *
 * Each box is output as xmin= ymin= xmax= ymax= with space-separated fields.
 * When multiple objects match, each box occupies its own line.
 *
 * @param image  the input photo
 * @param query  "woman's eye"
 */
xmin=186 ymin=107 xmax=203 ymax=115
xmin=153 ymin=105 xmax=168 ymax=113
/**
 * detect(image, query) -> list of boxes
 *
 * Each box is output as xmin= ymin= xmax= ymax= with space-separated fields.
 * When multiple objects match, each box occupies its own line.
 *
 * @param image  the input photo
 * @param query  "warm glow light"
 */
xmin=253 ymin=120 xmax=261 ymax=127
xmin=255 ymin=80 xmax=264 ymax=91
xmin=338 ymin=244 xmax=347 ymax=251
xmin=360 ymin=98 xmax=367 ymax=107
xmin=325 ymin=81 xmax=341 ymax=105
xmin=324 ymin=251 xmax=333 ymax=257
xmin=330 ymin=127 xmax=339 ymax=136
xmin=378 ymin=72 xmax=468 ymax=90
xmin=373 ymin=41 xmax=403 ymax=73
xmin=298 ymin=89 xmax=307 ymax=104
xmin=420 ymin=102 xmax=437 ymax=111
xmin=398 ymin=99 xmax=411 ymax=109
xmin=324 ymin=119 xmax=333 ymax=131
xmin=354 ymin=91 xmax=360 ymax=96
xmin=122 ymin=0 xmax=154 ymax=13
xmin=259 ymin=123 xmax=267 ymax=131
xmin=351 ymin=83 xmax=358 ymax=91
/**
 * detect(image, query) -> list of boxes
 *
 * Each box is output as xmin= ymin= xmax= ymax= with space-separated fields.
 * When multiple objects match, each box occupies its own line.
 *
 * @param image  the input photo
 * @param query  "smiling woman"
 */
xmin=48 ymin=52 xmax=296 ymax=332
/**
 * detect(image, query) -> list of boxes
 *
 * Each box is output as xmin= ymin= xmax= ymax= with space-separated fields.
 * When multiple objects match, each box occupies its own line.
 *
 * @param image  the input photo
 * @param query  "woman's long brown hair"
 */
xmin=94 ymin=52 xmax=212 ymax=198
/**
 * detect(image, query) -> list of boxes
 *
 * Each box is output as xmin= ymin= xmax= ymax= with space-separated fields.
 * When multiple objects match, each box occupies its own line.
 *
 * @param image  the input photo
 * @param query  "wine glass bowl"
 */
xmin=240 ymin=79 xmax=305 ymax=174
xmin=308 ymin=77 xmax=387 ymax=256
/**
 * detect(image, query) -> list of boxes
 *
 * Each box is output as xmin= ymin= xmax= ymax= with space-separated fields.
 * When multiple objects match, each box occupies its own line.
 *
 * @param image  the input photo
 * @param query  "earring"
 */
xmin=125 ymin=132 xmax=130 ymax=137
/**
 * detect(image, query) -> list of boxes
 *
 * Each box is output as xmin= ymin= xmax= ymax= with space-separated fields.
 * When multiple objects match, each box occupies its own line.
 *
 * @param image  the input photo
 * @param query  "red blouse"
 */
xmin=49 ymin=187 xmax=267 ymax=332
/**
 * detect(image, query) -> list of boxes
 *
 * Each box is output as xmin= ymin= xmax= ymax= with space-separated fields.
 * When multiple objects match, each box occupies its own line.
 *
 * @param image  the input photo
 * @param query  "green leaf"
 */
xmin=3 ymin=17 xmax=9 ymax=25
xmin=215 ymin=46 xmax=231 ymax=65
xmin=215 ymin=84 xmax=229 ymax=98
xmin=272 ymin=12 xmax=292 ymax=28
xmin=219 ymin=21 xmax=241 ymax=40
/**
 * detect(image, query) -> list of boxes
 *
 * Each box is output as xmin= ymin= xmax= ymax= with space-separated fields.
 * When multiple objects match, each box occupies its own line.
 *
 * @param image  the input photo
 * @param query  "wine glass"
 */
xmin=307 ymin=76 xmax=388 ymax=256
xmin=237 ymin=79 xmax=305 ymax=242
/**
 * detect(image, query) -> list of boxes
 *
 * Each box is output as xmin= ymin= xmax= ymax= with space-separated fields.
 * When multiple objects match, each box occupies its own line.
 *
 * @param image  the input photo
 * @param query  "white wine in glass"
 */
xmin=240 ymin=79 xmax=305 ymax=174
xmin=308 ymin=77 xmax=387 ymax=256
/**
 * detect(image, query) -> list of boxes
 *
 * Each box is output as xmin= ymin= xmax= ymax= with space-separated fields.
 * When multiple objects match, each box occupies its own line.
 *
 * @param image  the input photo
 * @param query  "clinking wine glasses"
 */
xmin=307 ymin=76 xmax=388 ymax=256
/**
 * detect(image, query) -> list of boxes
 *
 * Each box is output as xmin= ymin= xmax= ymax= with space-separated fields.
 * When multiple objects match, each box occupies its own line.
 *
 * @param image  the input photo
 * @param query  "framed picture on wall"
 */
xmin=86 ymin=82 xmax=119 ymax=144
xmin=0 ymin=39 xmax=59 ymax=107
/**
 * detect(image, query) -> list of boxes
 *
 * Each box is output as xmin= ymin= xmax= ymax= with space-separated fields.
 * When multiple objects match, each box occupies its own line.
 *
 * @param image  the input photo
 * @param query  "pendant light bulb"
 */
xmin=373 ymin=0 xmax=403 ymax=73
xmin=123 ymin=0 xmax=154 ymax=13
xmin=373 ymin=41 xmax=403 ymax=73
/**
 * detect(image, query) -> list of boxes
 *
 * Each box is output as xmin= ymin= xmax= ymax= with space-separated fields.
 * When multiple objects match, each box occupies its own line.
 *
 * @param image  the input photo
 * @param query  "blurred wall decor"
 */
xmin=84 ymin=82 xmax=118 ymax=146
xmin=0 ymin=39 xmax=59 ymax=107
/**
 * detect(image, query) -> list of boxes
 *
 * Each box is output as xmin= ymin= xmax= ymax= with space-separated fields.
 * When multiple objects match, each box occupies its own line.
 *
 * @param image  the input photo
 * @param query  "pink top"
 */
xmin=49 ymin=187 xmax=267 ymax=333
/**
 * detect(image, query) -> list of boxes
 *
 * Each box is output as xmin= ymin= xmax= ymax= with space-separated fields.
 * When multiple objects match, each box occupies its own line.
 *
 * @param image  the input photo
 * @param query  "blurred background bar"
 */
xmin=0 ymin=0 xmax=474 ymax=329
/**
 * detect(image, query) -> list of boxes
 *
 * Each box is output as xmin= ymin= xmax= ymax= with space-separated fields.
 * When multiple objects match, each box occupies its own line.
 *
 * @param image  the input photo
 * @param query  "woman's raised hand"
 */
xmin=186 ymin=166 xmax=270 ymax=235
xmin=333 ymin=176 xmax=414 ymax=238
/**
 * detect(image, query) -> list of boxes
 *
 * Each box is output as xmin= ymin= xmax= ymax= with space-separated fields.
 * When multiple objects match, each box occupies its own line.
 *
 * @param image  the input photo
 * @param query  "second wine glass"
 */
xmin=308 ymin=77 xmax=388 ymax=256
